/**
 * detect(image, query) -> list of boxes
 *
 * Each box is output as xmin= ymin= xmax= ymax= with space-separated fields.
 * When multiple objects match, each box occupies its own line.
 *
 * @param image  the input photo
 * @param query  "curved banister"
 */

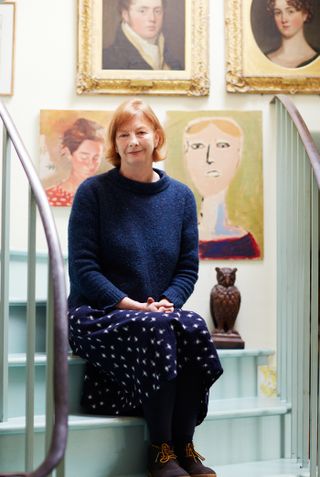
xmin=0 ymin=101 xmax=68 ymax=477
xmin=273 ymin=94 xmax=320 ymax=474
xmin=273 ymin=94 xmax=320 ymax=188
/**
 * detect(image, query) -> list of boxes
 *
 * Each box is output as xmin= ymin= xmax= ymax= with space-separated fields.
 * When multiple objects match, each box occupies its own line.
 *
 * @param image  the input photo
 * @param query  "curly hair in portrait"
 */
xmin=62 ymin=118 xmax=105 ymax=155
xmin=117 ymin=0 xmax=167 ymax=14
xmin=266 ymin=0 xmax=314 ymax=22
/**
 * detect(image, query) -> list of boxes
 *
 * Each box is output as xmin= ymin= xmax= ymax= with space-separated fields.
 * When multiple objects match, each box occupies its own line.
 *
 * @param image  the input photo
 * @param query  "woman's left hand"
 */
xmin=156 ymin=298 xmax=174 ymax=313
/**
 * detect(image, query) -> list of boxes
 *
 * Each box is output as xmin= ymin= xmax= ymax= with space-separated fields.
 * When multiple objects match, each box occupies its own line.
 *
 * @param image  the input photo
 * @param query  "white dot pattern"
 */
xmin=68 ymin=306 xmax=223 ymax=421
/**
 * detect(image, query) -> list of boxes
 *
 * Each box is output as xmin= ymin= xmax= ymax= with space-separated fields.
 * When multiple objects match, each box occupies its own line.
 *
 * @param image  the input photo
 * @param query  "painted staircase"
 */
xmin=1 ymin=253 xmax=297 ymax=477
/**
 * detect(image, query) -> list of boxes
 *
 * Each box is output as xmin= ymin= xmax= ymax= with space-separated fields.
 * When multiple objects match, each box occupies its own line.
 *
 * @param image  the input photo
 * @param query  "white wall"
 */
xmin=3 ymin=0 xmax=320 ymax=349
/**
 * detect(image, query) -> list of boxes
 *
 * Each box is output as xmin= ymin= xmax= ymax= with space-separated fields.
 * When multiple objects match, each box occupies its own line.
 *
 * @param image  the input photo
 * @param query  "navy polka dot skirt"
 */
xmin=68 ymin=306 xmax=223 ymax=424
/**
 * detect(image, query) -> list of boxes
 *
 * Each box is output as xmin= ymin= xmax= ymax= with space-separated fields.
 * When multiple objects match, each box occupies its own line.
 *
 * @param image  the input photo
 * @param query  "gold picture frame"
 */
xmin=0 ymin=2 xmax=15 ymax=96
xmin=77 ymin=0 xmax=209 ymax=96
xmin=226 ymin=0 xmax=320 ymax=94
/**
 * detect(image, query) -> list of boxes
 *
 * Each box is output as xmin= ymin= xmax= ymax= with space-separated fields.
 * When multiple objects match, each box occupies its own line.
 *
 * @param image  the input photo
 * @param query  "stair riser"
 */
xmin=9 ymin=304 xmax=46 ymax=353
xmin=8 ymin=253 xmax=52 ymax=303
xmin=0 ymin=425 xmax=147 ymax=477
xmin=8 ymin=363 xmax=84 ymax=418
xmin=212 ymin=355 xmax=262 ymax=399
xmin=194 ymin=414 xmax=285 ymax=466
xmin=8 ymin=352 xmax=269 ymax=418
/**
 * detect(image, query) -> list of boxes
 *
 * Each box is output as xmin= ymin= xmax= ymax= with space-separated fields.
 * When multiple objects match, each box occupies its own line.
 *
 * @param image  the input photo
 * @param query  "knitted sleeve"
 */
xmin=161 ymin=187 xmax=199 ymax=308
xmin=68 ymin=180 xmax=127 ymax=309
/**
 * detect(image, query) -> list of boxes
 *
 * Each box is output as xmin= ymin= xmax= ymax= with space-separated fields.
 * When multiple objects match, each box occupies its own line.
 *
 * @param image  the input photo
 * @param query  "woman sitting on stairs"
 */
xmin=67 ymin=98 xmax=223 ymax=477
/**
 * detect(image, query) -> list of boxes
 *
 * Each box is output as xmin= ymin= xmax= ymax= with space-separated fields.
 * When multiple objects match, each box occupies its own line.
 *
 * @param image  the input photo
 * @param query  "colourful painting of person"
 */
xmin=44 ymin=118 xmax=106 ymax=207
xmin=183 ymin=117 xmax=261 ymax=260
xmin=266 ymin=0 xmax=319 ymax=68
xmin=102 ymin=0 xmax=183 ymax=70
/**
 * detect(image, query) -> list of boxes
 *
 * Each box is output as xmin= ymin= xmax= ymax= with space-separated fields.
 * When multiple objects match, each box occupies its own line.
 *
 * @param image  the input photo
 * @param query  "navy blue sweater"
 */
xmin=68 ymin=168 xmax=199 ymax=311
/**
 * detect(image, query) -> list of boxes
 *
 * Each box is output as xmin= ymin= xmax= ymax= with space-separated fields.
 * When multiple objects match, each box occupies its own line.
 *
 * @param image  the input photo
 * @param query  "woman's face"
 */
xmin=70 ymin=139 xmax=103 ymax=179
xmin=122 ymin=0 xmax=164 ymax=42
xmin=184 ymin=121 xmax=242 ymax=197
xmin=273 ymin=0 xmax=308 ymax=38
xmin=115 ymin=112 xmax=159 ymax=170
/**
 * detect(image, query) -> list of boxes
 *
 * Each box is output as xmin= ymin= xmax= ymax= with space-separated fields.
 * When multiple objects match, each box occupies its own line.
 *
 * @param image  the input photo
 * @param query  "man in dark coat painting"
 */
xmin=102 ymin=0 xmax=182 ymax=70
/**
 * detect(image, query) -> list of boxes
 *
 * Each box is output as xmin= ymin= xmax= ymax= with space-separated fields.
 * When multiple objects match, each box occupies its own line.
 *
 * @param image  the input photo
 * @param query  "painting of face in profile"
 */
xmin=40 ymin=110 xmax=113 ymax=207
xmin=251 ymin=0 xmax=320 ymax=69
xmin=166 ymin=111 xmax=263 ymax=260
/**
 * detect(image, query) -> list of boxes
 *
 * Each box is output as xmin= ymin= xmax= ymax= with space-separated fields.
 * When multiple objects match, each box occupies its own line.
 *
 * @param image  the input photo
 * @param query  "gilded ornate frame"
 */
xmin=226 ymin=0 xmax=320 ymax=94
xmin=0 ymin=2 xmax=15 ymax=96
xmin=77 ymin=0 xmax=209 ymax=96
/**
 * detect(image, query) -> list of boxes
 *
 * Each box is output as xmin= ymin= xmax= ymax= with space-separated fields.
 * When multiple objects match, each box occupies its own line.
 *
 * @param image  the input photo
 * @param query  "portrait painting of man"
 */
xmin=102 ymin=0 xmax=185 ymax=70
xmin=40 ymin=110 xmax=113 ymax=207
xmin=166 ymin=111 xmax=264 ymax=260
xmin=78 ymin=0 xmax=208 ymax=95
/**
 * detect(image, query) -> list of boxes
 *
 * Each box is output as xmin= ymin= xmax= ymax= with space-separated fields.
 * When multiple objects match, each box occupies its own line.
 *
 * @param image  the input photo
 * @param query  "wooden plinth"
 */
xmin=211 ymin=331 xmax=245 ymax=349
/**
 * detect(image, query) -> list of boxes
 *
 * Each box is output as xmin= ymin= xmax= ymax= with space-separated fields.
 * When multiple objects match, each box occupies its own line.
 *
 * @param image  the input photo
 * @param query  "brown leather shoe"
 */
xmin=147 ymin=443 xmax=190 ymax=477
xmin=174 ymin=442 xmax=216 ymax=477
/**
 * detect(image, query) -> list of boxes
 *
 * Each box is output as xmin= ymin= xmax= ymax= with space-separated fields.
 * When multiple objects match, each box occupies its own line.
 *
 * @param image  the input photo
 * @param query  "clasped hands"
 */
xmin=117 ymin=296 xmax=174 ymax=313
xmin=145 ymin=297 xmax=174 ymax=313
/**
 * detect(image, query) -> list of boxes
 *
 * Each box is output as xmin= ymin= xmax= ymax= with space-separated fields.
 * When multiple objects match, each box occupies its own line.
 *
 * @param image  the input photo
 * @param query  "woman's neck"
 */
xmin=276 ymin=32 xmax=316 ymax=67
xmin=60 ymin=171 xmax=85 ymax=193
xmin=199 ymin=192 xmax=246 ymax=241
xmin=119 ymin=165 xmax=159 ymax=183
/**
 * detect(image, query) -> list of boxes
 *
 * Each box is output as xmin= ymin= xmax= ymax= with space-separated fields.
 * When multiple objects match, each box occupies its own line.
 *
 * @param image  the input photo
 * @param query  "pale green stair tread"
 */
xmin=206 ymin=397 xmax=290 ymax=418
xmin=214 ymin=459 xmax=309 ymax=477
xmin=0 ymin=396 xmax=289 ymax=434
xmin=218 ymin=349 xmax=274 ymax=359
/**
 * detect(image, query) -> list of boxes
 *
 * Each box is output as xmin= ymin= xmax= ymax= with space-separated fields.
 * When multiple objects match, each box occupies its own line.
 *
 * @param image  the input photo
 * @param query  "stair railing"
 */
xmin=0 ymin=101 xmax=68 ymax=477
xmin=273 ymin=94 xmax=320 ymax=477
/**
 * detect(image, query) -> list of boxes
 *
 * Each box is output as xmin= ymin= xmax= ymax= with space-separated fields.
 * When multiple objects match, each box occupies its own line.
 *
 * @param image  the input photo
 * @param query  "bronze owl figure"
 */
xmin=210 ymin=267 xmax=241 ymax=335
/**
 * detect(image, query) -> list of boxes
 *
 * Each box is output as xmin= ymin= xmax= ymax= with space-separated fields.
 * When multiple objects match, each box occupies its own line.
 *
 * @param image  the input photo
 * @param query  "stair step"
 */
xmin=215 ymin=458 xmax=309 ymax=477
xmin=9 ymin=301 xmax=47 ymax=353
xmin=7 ymin=349 xmax=275 ymax=418
xmin=1 ymin=396 xmax=288 ymax=434
xmin=7 ymin=353 xmax=84 ymax=417
xmin=207 ymin=396 xmax=290 ymax=419
xmin=215 ymin=349 xmax=274 ymax=399
xmin=0 ymin=397 xmax=291 ymax=474
xmin=8 ymin=251 xmax=51 ymax=302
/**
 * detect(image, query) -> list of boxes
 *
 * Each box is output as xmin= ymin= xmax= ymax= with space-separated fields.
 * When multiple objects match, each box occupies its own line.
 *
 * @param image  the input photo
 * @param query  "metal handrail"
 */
xmin=274 ymin=94 xmax=320 ymax=188
xmin=0 ymin=101 xmax=68 ymax=477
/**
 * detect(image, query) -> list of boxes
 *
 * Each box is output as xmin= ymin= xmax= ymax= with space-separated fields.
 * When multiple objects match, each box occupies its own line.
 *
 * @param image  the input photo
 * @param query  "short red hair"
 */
xmin=106 ymin=98 xmax=166 ymax=167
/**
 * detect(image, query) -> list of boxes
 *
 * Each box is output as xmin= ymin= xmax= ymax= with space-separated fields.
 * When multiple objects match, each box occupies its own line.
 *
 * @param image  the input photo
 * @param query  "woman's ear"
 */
xmin=154 ymin=131 xmax=160 ymax=148
xmin=61 ymin=145 xmax=71 ymax=158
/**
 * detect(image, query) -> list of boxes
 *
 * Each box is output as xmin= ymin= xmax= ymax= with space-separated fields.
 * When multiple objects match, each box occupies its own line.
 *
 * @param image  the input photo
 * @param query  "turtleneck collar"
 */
xmin=106 ymin=167 xmax=170 ymax=195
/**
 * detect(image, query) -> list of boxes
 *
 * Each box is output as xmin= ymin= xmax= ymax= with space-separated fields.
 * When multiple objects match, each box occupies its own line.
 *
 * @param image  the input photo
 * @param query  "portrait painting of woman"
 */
xmin=40 ymin=111 xmax=112 ymax=207
xmin=226 ymin=0 xmax=320 ymax=93
xmin=251 ymin=0 xmax=320 ymax=69
xmin=266 ymin=0 xmax=319 ymax=68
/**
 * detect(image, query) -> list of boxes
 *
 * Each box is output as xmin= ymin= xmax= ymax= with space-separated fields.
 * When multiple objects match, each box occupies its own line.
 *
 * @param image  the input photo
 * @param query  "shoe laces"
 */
xmin=185 ymin=443 xmax=205 ymax=463
xmin=154 ymin=443 xmax=177 ymax=464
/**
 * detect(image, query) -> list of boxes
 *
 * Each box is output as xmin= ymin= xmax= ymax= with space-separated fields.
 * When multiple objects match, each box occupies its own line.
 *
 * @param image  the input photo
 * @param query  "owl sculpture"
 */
xmin=210 ymin=267 xmax=241 ymax=339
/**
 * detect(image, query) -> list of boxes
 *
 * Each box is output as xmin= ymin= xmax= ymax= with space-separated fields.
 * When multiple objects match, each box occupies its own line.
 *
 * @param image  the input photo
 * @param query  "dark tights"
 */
xmin=141 ymin=371 xmax=204 ymax=445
